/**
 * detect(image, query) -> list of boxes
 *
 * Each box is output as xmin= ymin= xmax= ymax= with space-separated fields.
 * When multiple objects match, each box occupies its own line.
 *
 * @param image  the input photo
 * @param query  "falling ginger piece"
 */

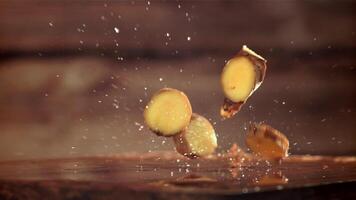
xmin=220 ymin=45 xmax=267 ymax=118
xmin=246 ymin=123 xmax=289 ymax=159
xmin=173 ymin=113 xmax=217 ymax=158
xmin=144 ymin=88 xmax=192 ymax=136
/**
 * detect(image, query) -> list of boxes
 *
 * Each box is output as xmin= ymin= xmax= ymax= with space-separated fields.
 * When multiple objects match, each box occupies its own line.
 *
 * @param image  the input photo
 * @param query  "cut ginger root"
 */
xmin=257 ymin=174 xmax=289 ymax=186
xmin=246 ymin=123 xmax=289 ymax=159
xmin=144 ymin=88 xmax=192 ymax=137
xmin=220 ymin=45 xmax=267 ymax=119
xmin=173 ymin=113 xmax=217 ymax=158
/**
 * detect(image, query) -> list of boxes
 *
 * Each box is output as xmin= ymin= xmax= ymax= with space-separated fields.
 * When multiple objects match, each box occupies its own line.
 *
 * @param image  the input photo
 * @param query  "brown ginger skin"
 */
xmin=246 ymin=123 xmax=289 ymax=160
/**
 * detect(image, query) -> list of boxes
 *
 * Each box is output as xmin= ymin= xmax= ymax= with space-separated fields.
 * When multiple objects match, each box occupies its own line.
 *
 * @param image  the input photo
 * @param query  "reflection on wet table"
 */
xmin=0 ymin=152 xmax=355 ymax=199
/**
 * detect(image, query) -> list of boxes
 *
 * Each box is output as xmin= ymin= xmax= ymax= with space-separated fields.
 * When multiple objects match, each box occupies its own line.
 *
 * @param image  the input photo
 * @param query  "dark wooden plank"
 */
xmin=0 ymin=180 xmax=355 ymax=200
xmin=0 ymin=154 xmax=355 ymax=199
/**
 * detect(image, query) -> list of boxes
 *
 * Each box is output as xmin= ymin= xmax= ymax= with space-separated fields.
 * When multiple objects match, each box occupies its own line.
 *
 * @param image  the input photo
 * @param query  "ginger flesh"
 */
xmin=221 ymin=57 xmax=256 ymax=103
xmin=246 ymin=123 xmax=289 ymax=159
xmin=173 ymin=113 xmax=217 ymax=158
xmin=144 ymin=88 xmax=192 ymax=137
xmin=220 ymin=45 xmax=267 ymax=119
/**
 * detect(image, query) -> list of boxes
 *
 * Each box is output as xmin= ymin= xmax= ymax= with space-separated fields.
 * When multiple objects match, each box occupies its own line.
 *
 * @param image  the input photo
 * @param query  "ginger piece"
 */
xmin=172 ymin=174 xmax=217 ymax=186
xmin=257 ymin=174 xmax=289 ymax=186
xmin=173 ymin=113 xmax=217 ymax=158
xmin=220 ymin=45 xmax=267 ymax=119
xmin=246 ymin=123 xmax=289 ymax=159
xmin=228 ymin=143 xmax=252 ymax=168
xmin=220 ymin=99 xmax=244 ymax=119
xmin=150 ymin=174 xmax=217 ymax=189
xmin=144 ymin=88 xmax=192 ymax=136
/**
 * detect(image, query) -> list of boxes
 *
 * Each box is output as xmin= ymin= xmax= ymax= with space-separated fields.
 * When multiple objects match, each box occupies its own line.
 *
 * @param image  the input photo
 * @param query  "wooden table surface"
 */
xmin=0 ymin=0 xmax=355 ymax=160
xmin=0 ymin=152 xmax=355 ymax=199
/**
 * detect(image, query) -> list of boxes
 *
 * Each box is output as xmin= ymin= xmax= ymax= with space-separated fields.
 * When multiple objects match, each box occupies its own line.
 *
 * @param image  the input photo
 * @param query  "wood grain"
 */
xmin=0 ymin=154 xmax=355 ymax=199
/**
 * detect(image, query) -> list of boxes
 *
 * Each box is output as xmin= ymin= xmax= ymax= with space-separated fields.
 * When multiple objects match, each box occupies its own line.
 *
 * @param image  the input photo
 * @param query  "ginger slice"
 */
xmin=220 ymin=45 xmax=267 ymax=119
xmin=144 ymin=88 xmax=192 ymax=137
xmin=173 ymin=113 xmax=217 ymax=158
xmin=246 ymin=123 xmax=289 ymax=159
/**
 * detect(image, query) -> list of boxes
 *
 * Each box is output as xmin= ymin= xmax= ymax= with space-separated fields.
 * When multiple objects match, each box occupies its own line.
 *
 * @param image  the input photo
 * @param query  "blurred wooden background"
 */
xmin=0 ymin=0 xmax=355 ymax=160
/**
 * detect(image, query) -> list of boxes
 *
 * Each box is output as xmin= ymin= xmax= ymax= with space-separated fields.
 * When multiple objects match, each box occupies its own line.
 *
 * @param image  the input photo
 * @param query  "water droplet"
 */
xmin=242 ymin=188 xmax=248 ymax=193
xmin=254 ymin=186 xmax=260 ymax=192
xmin=112 ymin=103 xmax=120 ymax=109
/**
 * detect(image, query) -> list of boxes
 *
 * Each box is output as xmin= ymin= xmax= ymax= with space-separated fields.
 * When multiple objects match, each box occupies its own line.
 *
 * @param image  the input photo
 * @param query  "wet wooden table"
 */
xmin=0 ymin=152 xmax=355 ymax=200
